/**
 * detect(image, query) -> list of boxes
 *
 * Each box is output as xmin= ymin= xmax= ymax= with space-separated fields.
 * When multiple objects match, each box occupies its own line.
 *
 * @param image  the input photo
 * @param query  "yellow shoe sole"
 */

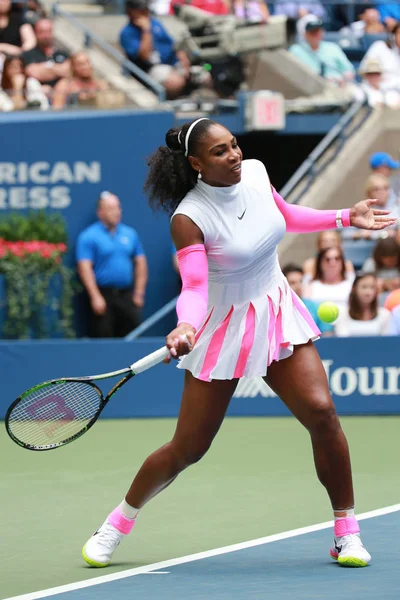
xmin=82 ymin=544 xmax=110 ymax=568
xmin=337 ymin=556 xmax=369 ymax=568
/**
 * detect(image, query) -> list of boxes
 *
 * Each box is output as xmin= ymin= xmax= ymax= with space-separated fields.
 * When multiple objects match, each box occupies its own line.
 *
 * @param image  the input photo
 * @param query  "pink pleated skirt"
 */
xmin=177 ymin=278 xmax=320 ymax=382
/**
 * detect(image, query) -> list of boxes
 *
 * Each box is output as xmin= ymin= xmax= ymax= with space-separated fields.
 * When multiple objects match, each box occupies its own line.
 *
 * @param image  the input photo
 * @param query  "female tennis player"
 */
xmin=82 ymin=118 xmax=396 ymax=569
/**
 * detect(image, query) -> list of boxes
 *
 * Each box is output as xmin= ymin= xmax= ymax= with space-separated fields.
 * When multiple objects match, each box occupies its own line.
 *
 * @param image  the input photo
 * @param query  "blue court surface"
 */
xmin=6 ymin=505 xmax=400 ymax=600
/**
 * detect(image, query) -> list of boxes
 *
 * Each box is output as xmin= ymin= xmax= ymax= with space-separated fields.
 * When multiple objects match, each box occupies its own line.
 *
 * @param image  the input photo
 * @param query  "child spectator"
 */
xmin=334 ymin=273 xmax=391 ymax=336
xmin=362 ymin=237 xmax=400 ymax=296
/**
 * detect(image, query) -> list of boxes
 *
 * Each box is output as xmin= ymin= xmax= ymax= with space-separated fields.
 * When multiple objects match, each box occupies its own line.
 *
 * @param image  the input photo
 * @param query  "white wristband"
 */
xmin=336 ymin=209 xmax=343 ymax=229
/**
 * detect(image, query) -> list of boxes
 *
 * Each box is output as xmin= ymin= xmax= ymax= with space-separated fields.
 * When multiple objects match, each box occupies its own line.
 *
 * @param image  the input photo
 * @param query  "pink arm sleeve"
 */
xmin=176 ymin=244 xmax=208 ymax=332
xmin=271 ymin=187 xmax=351 ymax=232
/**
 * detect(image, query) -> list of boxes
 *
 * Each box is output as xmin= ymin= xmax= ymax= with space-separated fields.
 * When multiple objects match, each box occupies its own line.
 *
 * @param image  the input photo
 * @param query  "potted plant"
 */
xmin=0 ymin=212 xmax=76 ymax=339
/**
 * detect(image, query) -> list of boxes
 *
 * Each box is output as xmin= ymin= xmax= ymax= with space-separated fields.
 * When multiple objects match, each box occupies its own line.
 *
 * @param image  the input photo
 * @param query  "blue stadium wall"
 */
xmin=0 ymin=337 xmax=399 ymax=419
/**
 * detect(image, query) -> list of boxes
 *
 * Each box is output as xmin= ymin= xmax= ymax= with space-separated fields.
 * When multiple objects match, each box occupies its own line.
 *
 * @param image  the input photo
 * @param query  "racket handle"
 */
xmin=130 ymin=346 xmax=170 ymax=374
xmin=130 ymin=335 xmax=191 ymax=374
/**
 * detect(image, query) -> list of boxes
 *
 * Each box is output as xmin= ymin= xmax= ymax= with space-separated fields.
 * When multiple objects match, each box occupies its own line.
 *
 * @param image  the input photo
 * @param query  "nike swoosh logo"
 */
xmin=335 ymin=544 xmax=342 ymax=554
xmin=238 ymin=209 xmax=246 ymax=220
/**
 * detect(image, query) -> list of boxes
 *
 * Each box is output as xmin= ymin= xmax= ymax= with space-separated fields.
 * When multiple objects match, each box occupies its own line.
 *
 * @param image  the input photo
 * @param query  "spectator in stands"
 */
xmin=360 ymin=22 xmax=400 ymax=90
xmin=353 ymin=58 xmax=400 ymax=108
xmin=334 ymin=273 xmax=391 ymax=336
xmin=362 ymin=236 xmax=400 ymax=295
xmin=52 ymin=51 xmax=109 ymax=109
xmin=342 ymin=173 xmax=399 ymax=241
xmin=282 ymin=263 xmax=333 ymax=335
xmin=22 ymin=18 xmax=70 ymax=97
xmin=0 ymin=54 xmax=48 ymax=110
xmin=274 ymin=0 xmax=326 ymax=22
xmin=302 ymin=230 xmax=355 ymax=283
xmin=76 ymin=191 xmax=148 ymax=338
xmin=0 ymin=0 xmax=35 ymax=57
xmin=331 ymin=2 xmax=378 ymax=31
xmin=120 ymin=0 xmax=191 ymax=99
xmin=303 ymin=246 xmax=353 ymax=311
xmin=370 ymin=151 xmax=400 ymax=200
xmin=377 ymin=2 xmax=400 ymax=33
xmin=232 ymin=0 xmax=270 ymax=22
xmin=388 ymin=303 xmax=400 ymax=334
xmin=289 ymin=16 xmax=355 ymax=86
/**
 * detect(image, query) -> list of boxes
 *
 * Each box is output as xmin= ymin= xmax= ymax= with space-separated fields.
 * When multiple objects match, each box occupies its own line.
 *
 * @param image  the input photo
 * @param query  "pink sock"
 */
xmin=334 ymin=516 xmax=360 ymax=537
xmin=108 ymin=506 xmax=136 ymax=535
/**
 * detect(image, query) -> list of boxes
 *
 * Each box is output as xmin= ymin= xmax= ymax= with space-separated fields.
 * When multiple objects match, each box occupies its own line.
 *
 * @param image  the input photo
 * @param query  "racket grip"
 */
xmin=130 ymin=347 xmax=170 ymax=374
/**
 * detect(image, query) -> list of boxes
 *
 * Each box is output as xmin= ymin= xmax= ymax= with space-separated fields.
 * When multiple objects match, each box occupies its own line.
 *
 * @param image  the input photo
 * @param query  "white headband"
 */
xmin=184 ymin=118 xmax=209 ymax=157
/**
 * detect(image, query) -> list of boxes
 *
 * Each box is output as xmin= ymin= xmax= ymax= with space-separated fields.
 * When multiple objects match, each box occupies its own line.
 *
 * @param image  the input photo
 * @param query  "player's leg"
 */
xmin=263 ymin=340 xmax=371 ymax=567
xmin=82 ymin=371 xmax=238 ymax=567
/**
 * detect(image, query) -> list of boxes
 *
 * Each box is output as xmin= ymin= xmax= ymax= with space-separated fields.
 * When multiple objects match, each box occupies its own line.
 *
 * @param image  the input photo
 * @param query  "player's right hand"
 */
xmin=165 ymin=324 xmax=195 ymax=363
xmin=91 ymin=293 xmax=107 ymax=315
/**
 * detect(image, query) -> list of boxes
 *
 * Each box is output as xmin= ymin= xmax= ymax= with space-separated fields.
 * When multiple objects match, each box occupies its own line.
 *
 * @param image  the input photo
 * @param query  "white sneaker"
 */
xmin=330 ymin=532 xmax=371 ymax=567
xmin=82 ymin=519 xmax=126 ymax=567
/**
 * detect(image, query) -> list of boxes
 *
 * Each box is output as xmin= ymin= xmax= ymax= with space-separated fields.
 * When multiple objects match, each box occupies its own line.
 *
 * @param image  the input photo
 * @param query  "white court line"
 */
xmin=4 ymin=503 xmax=400 ymax=600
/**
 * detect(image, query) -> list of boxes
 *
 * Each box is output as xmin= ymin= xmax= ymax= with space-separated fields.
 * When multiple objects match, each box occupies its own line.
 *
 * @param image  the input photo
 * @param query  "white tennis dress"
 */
xmin=173 ymin=159 xmax=320 ymax=382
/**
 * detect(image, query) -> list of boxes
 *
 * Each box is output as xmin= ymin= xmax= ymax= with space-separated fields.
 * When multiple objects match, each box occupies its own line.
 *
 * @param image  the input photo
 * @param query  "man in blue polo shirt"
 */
xmin=120 ymin=0 xmax=191 ymax=99
xmin=76 ymin=191 xmax=148 ymax=337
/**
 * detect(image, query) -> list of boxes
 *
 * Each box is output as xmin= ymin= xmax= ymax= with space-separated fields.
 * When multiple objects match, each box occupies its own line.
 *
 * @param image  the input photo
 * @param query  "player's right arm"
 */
xmin=166 ymin=214 xmax=207 ymax=359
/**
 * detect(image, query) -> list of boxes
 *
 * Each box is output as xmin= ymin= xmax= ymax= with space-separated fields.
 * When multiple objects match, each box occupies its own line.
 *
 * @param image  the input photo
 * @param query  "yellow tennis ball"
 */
xmin=317 ymin=302 xmax=339 ymax=324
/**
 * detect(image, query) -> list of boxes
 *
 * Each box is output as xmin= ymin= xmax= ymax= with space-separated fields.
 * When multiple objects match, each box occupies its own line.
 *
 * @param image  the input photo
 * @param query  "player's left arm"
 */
xmin=271 ymin=186 xmax=397 ymax=233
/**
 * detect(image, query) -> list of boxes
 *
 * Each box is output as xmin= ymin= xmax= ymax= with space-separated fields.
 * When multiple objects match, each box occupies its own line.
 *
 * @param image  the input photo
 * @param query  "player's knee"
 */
xmin=173 ymin=438 xmax=212 ymax=468
xmin=307 ymin=401 xmax=340 ymax=436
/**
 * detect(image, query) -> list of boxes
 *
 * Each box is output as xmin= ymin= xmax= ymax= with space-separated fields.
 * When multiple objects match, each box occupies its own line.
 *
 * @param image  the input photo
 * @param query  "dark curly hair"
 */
xmin=144 ymin=118 xmax=218 ymax=214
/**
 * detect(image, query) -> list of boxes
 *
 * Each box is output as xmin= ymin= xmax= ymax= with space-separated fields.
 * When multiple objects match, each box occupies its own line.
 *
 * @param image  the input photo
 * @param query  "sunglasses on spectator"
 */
xmin=323 ymin=255 xmax=341 ymax=262
xmin=371 ymin=186 xmax=389 ymax=191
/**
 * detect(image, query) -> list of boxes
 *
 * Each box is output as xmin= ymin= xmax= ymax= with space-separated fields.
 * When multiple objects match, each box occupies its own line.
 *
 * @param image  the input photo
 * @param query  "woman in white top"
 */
xmin=335 ymin=273 xmax=391 ymax=336
xmin=360 ymin=23 xmax=400 ymax=91
xmin=302 ymin=230 xmax=355 ymax=284
xmin=304 ymin=246 xmax=354 ymax=311
xmin=0 ymin=55 xmax=48 ymax=111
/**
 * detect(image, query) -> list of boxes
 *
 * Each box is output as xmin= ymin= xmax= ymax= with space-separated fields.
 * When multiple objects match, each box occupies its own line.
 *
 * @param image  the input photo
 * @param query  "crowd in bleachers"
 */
xmin=282 ymin=150 xmax=400 ymax=338
xmin=2 ymin=0 xmax=400 ymax=108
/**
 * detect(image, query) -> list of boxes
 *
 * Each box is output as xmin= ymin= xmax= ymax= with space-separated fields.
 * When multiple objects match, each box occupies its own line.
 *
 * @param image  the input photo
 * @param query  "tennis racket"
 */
xmin=5 ymin=344 xmax=171 ymax=452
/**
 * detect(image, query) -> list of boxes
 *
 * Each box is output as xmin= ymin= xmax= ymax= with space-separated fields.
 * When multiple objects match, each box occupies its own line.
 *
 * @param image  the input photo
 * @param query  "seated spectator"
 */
xmin=303 ymin=247 xmax=353 ymax=311
xmin=302 ymin=230 xmax=355 ymax=283
xmin=331 ymin=2 xmax=379 ymax=31
xmin=289 ymin=16 xmax=355 ymax=86
xmin=22 ymin=18 xmax=70 ymax=96
xmin=360 ymin=22 xmax=400 ymax=90
xmin=388 ymin=303 xmax=400 ymax=334
xmin=232 ymin=0 xmax=269 ymax=22
xmin=0 ymin=54 xmax=48 ymax=110
xmin=334 ymin=273 xmax=391 ymax=336
xmin=0 ymin=0 xmax=35 ymax=57
xmin=341 ymin=173 xmax=399 ymax=242
xmin=76 ymin=191 xmax=148 ymax=338
xmin=352 ymin=58 xmax=400 ymax=108
xmin=274 ymin=0 xmax=326 ymax=22
xmin=52 ymin=52 xmax=109 ymax=109
xmin=120 ymin=0 xmax=192 ymax=99
xmin=342 ymin=7 xmax=385 ymax=40
xmin=377 ymin=2 xmax=400 ymax=33
xmin=362 ymin=236 xmax=400 ymax=295
xmin=282 ymin=263 xmax=333 ymax=335
xmin=370 ymin=151 xmax=400 ymax=200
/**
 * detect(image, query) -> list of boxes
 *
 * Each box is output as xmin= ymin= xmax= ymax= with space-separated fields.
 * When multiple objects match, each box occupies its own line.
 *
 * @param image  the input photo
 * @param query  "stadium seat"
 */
xmin=361 ymin=33 xmax=389 ymax=52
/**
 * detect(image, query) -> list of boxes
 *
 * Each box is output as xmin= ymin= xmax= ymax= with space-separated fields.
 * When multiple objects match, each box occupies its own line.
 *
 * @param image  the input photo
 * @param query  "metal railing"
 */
xmin=279 ymin=101 xmax=373 ymax=204
xmin=125 ymin=295 xmax=178 ymax=340
xmin=52 ymin=3 xmax=167 ymax=102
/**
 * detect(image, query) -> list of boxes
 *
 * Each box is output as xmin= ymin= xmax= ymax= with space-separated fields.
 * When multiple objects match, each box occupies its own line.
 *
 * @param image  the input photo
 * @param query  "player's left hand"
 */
xmin=350 ymin=199 xmax=398 ymax=230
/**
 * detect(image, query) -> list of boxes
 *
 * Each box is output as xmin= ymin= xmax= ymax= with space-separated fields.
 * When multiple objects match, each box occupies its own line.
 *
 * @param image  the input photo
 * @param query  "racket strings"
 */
xmin=8 ymin=381 xmax=101 ymax=448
